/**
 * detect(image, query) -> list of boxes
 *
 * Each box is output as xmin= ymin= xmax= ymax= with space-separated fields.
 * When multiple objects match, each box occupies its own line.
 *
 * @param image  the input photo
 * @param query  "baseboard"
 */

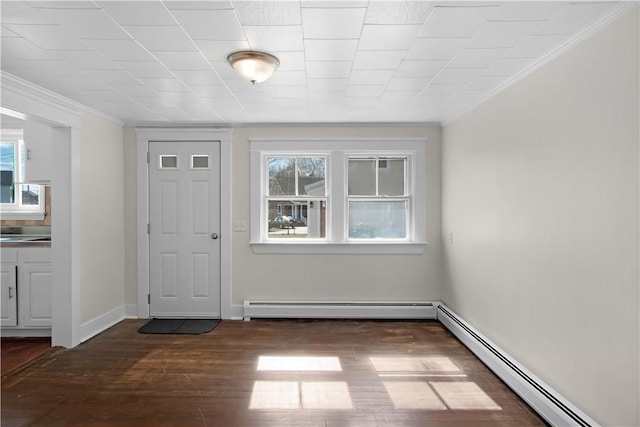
xmin=124 ymin=304 xmax=138 ymax=319
xmin=243 ymin=300 xmax=439 ymax=321
xmin=80 ymin=304 xmax=127 ymax=343
xmin=1 ymin=328 xmax=51 ymax=337
xmin=436 ymin=304 xmax=597 ymax=427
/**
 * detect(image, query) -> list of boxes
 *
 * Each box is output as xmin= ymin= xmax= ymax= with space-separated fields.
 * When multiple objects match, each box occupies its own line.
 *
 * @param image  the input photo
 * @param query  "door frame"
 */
xmin=136 ymin=128 xmax=232 ymax=319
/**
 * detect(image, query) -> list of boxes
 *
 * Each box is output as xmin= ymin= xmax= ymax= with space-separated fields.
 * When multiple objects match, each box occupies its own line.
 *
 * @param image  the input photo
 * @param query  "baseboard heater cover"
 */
xmin=243 ymin=300 xmax=438 ymax=321
xmin=437 ymin=304 xmax=598 ymax=427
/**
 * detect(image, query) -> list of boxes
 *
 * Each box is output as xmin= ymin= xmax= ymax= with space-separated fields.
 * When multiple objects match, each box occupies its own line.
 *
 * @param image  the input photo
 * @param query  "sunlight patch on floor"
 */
xmin=369 ymin=356 xmax=462 ymax=373
xmin=430 ymin=381 xmax=502 ymax=410
xmin=249 ymin=381 xmax=300 ymax=410
xmin=383 ymin=381 xmax=447 ymax=410
xmin=301 ymin=381 xmax=353 ymax=409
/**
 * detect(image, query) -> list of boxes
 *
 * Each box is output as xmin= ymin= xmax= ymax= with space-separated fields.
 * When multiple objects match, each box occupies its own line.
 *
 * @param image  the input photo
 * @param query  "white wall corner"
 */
xmin=80 ymin=305 xmax=126 ymax=343
xmin=124 ymin=304 xmax=139 ymax=319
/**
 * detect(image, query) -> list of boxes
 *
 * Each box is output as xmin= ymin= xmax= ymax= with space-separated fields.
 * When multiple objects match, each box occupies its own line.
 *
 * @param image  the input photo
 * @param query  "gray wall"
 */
xmin=441 ymin=9 xmax=639 ymax=426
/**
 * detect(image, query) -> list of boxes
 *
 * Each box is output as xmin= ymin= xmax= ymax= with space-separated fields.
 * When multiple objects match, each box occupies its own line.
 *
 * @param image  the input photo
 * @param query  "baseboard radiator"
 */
xmin=243 ymin=300 xmax=438 ymax=321
xmin=437 ymin=304 xmax=598 ymax=427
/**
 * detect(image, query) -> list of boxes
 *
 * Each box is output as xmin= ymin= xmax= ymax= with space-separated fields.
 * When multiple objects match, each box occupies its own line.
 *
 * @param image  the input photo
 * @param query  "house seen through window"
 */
xmin=0 ymin=129 xmax=41 ymax=211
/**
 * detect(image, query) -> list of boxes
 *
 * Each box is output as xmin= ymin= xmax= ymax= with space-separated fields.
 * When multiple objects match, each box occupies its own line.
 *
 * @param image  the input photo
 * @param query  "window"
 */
xmin=0 ymin=129 xmax=43 ymax=218
xmin=251 ymin=138 xmax=427 ymax=254
xmin=266 ymin=156 xmax=327 ymax=240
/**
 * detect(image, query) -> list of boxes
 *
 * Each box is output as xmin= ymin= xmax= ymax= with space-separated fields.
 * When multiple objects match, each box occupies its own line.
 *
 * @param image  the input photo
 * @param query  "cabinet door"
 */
xmin=1 ymin=264 xmax=18 ymax=327
xmin=23 ymin=120 xmax=52 ymax=184
xmin=20 ymin=263 xmax=52 ymax=327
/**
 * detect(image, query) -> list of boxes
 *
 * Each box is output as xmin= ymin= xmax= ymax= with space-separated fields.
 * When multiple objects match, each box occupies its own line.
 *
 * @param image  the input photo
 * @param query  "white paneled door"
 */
xmin=149 ymin=141 xmax=221 ymax=318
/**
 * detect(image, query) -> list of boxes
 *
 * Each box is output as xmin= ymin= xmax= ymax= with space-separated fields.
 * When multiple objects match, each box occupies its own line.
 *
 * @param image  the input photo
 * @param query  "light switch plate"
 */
xmin=234 ymin=220 xmax=248 ymax=232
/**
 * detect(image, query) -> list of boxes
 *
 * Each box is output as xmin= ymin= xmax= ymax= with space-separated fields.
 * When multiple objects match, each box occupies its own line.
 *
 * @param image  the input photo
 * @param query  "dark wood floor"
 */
xmin=1 ymin=337 xmax=53 ymax=376
xmin=1 ymin=319 xmax=547 ymax=426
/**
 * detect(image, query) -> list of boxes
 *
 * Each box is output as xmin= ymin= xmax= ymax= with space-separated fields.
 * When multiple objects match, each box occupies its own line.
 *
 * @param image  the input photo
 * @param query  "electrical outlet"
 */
xmin=448 ymin=232 xmax=454 ymax=244
xmin=234 ymin=220 xmax=248 ymax=232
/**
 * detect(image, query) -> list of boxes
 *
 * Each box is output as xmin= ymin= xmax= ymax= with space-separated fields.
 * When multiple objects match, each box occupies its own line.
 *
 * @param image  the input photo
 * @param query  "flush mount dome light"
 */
xmin=227 ymin=51 xmax=280 ymax=84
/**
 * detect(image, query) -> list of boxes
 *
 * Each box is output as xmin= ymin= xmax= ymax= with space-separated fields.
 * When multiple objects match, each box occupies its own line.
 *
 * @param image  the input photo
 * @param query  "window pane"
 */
xmin=348 ymin=159 xmax=376 ymax=195
xmin=349 ymin=201 xmax=406 ymax=239
xmin=268 ymin=157 xmax=295 ymax=196
xmin=21 ymin=184 xmax=40 ymax=206
xmin=378 ymin=158 xmax=405 ymax=196
xmin=267 ymin=199 xmax=326 ymax=239
xmin=160 ymin=155 xmax=178 ymax=168
xmin=0 ymin=142 xmax=15 ymax=203
xmin=297 ymin=157 xmax=325 ymax=196
xmin=192 ymin=155 xmax=209 ymax=169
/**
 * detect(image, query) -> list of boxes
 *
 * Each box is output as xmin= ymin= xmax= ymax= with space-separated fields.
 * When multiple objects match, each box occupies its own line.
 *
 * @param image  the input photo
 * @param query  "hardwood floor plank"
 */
xmin=1 ymin=319 xmax=548 ymax=426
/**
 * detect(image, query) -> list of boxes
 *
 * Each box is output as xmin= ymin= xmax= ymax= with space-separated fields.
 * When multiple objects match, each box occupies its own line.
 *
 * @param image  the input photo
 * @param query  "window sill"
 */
xmin=0 ymin=210 xmax=45 ymax=221
xmin=250 ymin=242 xmax=426 ymax=255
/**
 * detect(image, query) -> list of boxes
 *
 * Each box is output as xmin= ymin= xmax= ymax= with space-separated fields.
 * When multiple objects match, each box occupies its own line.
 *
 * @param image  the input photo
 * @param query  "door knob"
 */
xmin=211 ymin=233 xmax=219 ymax=240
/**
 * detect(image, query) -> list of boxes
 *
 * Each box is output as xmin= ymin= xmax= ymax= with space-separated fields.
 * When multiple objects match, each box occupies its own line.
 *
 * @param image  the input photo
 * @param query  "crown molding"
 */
xmin=442 ymin=2 xmax=638 ymax=127
xmin=1 ymin=71 xmax=124 ymax=127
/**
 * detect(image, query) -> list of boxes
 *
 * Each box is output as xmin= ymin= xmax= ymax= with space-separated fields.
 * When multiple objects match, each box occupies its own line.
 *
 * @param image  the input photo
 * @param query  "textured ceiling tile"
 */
xmin=353 ymin=50 xmax=405 ymax=70
xmin=305 ymin=39 xmax=358 ymax=61
xmin=466 ymin=21 xmax=545 ymax=49
xmin=98 ymin=1 xmax=178 ymax=26
xmin=269 ymin=85 xmax=308 ymax=98
xmin=266 ymin=71 xmax=308 ymax=86
xmin=170 ymin=9 xmax=245 ymax=40
xmin=380 ymin=91 xmax=418 ymax=102
xmin=196 ymin=40 xmax=252 ymax=61
xmin=124 ymin=26 xmax=197 ymax=52
xmin=395 ymin=60 xmax=448 ymax=78
xmin=345 ymin=85 xmax=386 ymax=97
xmin=1 ymin=37 xmax=62 ymax=60
xmin=420 ymin=5 xmax=498 ymax=38
xmin=1 ymin=2 xmax=58 ymax=24
xmin=387 ymin=77 xmax=431 ymax=91
xmin=431 ymin=67 xmax=485 ymax=84
xmin=364 ymin=1 xmax=434 ymax=24
xmin=4 ymin=24 xmax=92 ymax=51
xmin=37 ymin=8 xmax=130 ymax=39
xmin=154 ymin=52 xmax=212 ymax=71
xmin=464 ymin=75 xmax=506 ymax=91
xmin=107 ymin=84 xmax=158 ymax=97
xmin=306 ymin=61 xmax=352 ymax=79
xmin=244 ymin=26 xmax=304 ymax=51
xmin=115 ymin=61 xmax=173 ymax=79
xmin=359 ymin=25 xmax=421 ymax=50
xmin=421 ymin=83 xmax=466 ymax=96
xmin=164 ymin=1 xmax=234 ymax=10
xmin=138 ymin=78 xmax=190 ymax=92
xmin=234 ymin=1 xmax=301 ymax=25
xmin=447 ymin=48 xmax=510 ymax=68
xmin=190 ymin=85 xmax=235 ymax=98
xmin=302 ymin=8 xmax=366 ymax=39
xmin=307 ymin=78 xmax=349 ymax=91
xmin=490 ymin=2 xmax=566 ymax=22
xmin=301 ymin=1 xmax=368 ymax=8
xmin=88 ymin=70 xmax=143 ymax=85
xmin=483 ymin=58 xmax=532 ymax=76
xmin=308 ymin=91 xmax=345 ymax=103
xmin=349 ymin=69 xmax=395 ymax=85
xmin=85 ymin=39 xmax=156 ymax=61
xmin=56 ymin=51 xmax=121 ymax=70
xmin=271 ymin=51 xmax=306 ymax=71
xmin=172 ymin=70 xmax=224 ymax=86
xmin=535 ymin=2 xmax=616 ymax=36
xmin=406 ymin=38 xmax=470 ymax=60
xmin=505 ymin=34 xmax=568 ymax=59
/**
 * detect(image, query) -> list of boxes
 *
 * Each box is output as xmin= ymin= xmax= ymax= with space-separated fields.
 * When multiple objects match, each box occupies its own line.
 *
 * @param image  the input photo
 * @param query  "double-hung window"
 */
xmin=0 ymin=129 xmax=43 ymax=219
xmin=251 ymin=138 xmax=427 ymax=254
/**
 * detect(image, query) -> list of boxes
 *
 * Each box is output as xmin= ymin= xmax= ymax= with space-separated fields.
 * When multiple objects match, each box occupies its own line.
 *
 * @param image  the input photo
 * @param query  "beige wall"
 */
xmin=122 ymin=125 xmax=444 ymax=309
xmin=442 ymin=9 xmax=639 ymax=426
xmin=79 ymin=112 xmax=126 ymax=324
xmin=232 ymin=126 xmax=443 ymax=306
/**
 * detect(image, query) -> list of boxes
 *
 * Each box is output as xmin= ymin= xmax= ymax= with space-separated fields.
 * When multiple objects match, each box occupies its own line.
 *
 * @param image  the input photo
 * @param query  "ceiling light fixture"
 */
xmin=227 ymin=51 xmax=280 ymax=84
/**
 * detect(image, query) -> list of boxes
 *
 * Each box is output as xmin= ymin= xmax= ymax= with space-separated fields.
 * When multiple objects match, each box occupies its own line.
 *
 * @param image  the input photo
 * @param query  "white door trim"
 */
xmin=136 ymin=128 xmax=233 ymax=319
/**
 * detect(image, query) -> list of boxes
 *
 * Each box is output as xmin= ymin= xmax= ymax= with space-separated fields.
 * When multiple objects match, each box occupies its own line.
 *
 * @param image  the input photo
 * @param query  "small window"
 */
xmin=348 ymin=157 xmax=407 ymax=240
xmin=160 ymin=155 xmax=178 ymax=169
xmin=266 ymin=156 xmax=326 ymax=240
xmin=192 ymin=155 xmax=209 ymax=169
xmin=0 ymin=129 xmax=43 ymax=217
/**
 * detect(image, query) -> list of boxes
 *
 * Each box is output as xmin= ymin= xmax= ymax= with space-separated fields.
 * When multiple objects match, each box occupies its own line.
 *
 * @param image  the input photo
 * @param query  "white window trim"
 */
xmin=250 ymin=138 xmax=427 ymax=255
xmin=0 ymin=129 xmax=45 ymax=220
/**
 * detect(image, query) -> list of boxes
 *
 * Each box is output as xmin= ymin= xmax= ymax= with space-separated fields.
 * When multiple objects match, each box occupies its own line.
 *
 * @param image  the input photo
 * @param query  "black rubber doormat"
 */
xmin=138 ymin=318 xmax=220 ymax=334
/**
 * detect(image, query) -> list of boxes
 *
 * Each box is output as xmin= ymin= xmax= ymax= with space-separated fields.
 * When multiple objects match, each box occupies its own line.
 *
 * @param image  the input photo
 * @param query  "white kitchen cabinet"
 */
xmin=0 ymin=247 xmax=51 ymax=334
xmin=1 ymin=263 xmax=18 ymax=327
xmin=23 ymin=120 xmax=52 ymax=184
